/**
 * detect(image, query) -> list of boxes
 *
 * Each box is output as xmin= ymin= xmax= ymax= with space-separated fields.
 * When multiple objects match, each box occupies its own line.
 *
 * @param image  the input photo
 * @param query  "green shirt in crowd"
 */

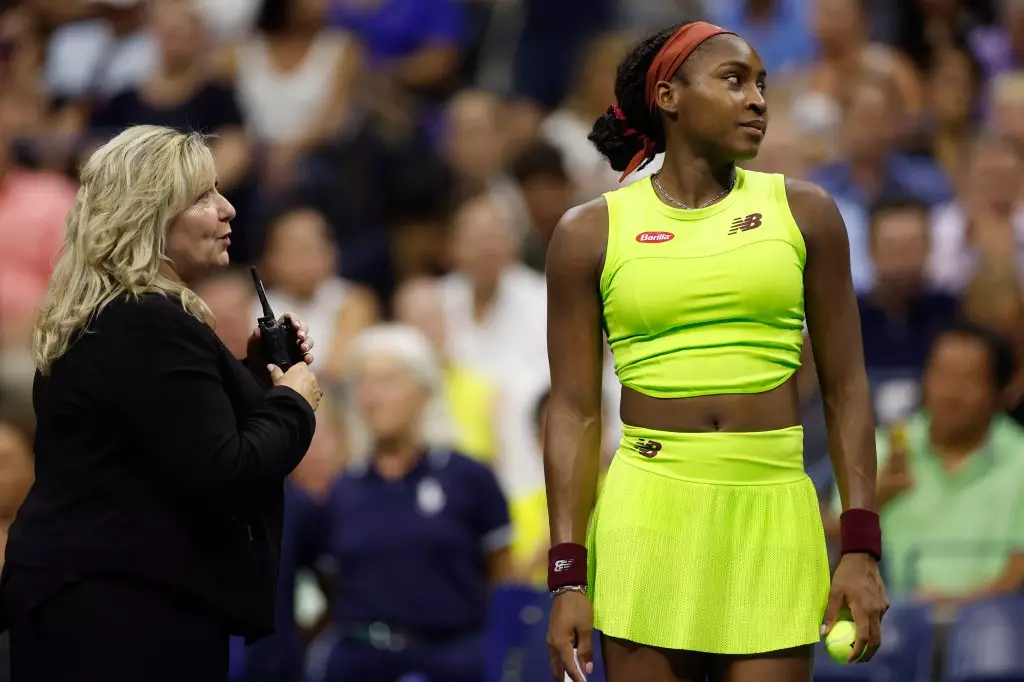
xmin=831 ymin=412 xmax=1024 ymax=596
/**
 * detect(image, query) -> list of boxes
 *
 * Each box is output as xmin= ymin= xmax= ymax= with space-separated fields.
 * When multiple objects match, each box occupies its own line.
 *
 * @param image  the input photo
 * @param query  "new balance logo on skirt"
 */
xmin=554 ymin=559 xmax=574 ymax=572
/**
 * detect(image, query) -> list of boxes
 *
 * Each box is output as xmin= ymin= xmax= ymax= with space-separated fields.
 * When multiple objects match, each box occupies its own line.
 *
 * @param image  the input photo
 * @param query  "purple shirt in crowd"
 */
xmin=330 ymin=0 xmax=465 ymax=69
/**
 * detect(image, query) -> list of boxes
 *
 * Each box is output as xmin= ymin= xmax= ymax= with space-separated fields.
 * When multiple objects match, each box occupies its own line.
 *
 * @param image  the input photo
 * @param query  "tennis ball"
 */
xmin=824 ymin=620 xmax=857 ymax=665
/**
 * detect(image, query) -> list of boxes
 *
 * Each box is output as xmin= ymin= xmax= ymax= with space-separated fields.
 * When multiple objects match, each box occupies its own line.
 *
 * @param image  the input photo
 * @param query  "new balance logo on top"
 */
xmin=554 ymin=559 xmax=574 ymax=572
xmin=728 ymin=213 xmax=763 ymax=235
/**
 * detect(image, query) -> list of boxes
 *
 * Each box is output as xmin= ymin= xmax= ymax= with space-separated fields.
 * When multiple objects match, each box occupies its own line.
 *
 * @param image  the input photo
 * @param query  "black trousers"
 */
xmin=1 ymin=566 xmax=229 ymax=682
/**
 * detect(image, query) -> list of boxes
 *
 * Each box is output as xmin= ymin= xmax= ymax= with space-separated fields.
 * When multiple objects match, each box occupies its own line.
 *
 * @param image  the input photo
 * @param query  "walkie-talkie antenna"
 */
xmin=250 ymin=266 xmax=275 ymax=320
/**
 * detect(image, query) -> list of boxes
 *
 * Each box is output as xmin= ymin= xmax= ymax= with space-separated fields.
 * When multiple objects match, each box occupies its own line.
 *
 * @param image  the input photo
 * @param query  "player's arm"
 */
xmin=788 ymin=178 xmax=877 ymax=513
xmin=544 ymin=199 xmax=608 ymax=548
xmin=790 ymin=178 xmax=887 ymax=662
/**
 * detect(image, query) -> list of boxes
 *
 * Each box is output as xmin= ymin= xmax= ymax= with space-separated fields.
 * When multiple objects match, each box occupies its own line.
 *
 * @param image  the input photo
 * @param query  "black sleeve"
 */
xmin=112 ymin=299 xmax=316 ymax=513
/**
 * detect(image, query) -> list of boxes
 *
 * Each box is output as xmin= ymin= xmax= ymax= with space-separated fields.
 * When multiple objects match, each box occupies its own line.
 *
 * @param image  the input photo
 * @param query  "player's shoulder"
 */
xmin=781 ymin=177 xmax=848 ymax=247
xmin=782 ymin=176 xmax=835 ymax=209
xmin=782 ymin=177 xmax=842 ymax=223
xmin=557 ymin=196 xmax=609 ymax=235
xmin=549 ymin=197 xmax=609 ymax=261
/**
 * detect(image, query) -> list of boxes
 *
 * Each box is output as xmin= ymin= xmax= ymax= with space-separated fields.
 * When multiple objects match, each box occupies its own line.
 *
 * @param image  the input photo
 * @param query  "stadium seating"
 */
xmin=869 ymin=599 xmax=934 ymax=682
xmin=945 ymin=592 xmax=1024 ymax=682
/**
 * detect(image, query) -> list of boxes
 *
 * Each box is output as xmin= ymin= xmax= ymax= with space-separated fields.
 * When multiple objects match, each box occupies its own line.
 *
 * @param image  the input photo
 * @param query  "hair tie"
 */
xmin=606 ymin=105 xmax=659 ymax=182
xmin=608 ymin=104 xmax=639 ymax=137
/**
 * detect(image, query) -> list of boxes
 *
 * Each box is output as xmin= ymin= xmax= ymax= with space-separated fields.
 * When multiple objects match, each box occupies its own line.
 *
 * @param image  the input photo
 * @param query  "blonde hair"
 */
xmin=344 ymin=324 xmax=455 ymax=458
xmin=32 ymin=125 xmax=215 ymax=374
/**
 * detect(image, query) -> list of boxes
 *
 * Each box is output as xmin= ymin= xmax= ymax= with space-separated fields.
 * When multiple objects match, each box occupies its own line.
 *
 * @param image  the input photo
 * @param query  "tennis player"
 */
xmin=543 ymin=21 xmax=889 ymax=682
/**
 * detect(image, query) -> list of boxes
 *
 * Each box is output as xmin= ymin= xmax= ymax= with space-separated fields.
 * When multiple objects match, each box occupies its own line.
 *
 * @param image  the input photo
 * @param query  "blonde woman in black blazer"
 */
xmin=1 ymin=126 xmax=322 ymax=682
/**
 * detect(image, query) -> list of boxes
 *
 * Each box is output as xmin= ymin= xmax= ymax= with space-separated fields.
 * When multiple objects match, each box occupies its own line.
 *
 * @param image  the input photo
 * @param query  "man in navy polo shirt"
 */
xmin=317 ymin=447 xmax=511 ymax=682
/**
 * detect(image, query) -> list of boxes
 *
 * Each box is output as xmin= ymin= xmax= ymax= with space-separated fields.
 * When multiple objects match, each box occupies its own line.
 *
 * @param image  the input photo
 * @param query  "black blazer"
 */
xmin=4 ymin=293 xmax=315 ymax=639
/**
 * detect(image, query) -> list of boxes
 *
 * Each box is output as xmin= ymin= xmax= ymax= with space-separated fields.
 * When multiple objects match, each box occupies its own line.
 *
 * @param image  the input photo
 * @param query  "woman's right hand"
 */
xmin=268 ymin=363 xmax=322 ymax=412
xmin=548 ymin=590 xmax=595 ymax=682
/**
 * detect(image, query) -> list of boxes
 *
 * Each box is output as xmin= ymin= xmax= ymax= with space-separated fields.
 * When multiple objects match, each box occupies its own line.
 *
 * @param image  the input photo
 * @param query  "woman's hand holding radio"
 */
xmin=268 ymin=361 xmax=322 ymax=412
xmin=247 ymin=312 xmax=315 ymax=370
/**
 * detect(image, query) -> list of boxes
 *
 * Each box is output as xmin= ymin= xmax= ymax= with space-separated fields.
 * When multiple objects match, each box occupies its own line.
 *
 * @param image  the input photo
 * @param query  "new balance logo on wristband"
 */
xmin=549 ymin=543 xmax=588 ymax=591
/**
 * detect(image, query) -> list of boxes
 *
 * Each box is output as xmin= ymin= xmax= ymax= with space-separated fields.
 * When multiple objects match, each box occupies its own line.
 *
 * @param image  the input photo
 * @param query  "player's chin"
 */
xmin=727 ymin=135 xmax=763 ymax=161
xmin=732 ymin=144 xmax=761 ymax=162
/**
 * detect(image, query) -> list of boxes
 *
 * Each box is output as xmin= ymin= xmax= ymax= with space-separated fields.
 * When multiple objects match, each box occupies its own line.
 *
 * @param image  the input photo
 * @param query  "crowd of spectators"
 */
xmin=1 ymin=0 xmax=1023 ymax=680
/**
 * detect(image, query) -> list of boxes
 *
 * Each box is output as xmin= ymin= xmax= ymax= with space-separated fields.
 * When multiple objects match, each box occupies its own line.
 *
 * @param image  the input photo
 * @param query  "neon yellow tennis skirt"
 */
xmin=587 ymin=424 xmax=830 ymax=654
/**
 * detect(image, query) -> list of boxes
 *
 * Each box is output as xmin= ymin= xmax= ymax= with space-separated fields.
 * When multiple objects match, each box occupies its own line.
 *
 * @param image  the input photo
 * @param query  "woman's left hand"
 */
xmin=246 ymin=313 xmax=315 ymax=382
xmin=821 ymin=553 xmax=889 ymax=663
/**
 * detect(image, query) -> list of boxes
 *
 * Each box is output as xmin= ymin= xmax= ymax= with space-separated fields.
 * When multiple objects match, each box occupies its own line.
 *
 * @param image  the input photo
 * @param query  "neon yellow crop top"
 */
xmin=600 ymin=168 xmax=805 ymax=398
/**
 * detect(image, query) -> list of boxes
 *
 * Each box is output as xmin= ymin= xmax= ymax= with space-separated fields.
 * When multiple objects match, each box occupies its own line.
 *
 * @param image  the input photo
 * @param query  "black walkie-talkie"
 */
xmin=251 ymin=266 xmax=305 ymax=372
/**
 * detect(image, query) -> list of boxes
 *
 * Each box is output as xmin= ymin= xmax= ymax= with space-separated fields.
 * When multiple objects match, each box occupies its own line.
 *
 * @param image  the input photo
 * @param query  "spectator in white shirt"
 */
xmin=928 ymin=132 xmax=1024 ymax=294
xmin=45 ymin=0 xmax=156 ymax=103
xmin=257 ymin=208 xmax=380 ymax=384
xmin=218 ymin=0 xmax=363 ymax=192
xmin=440 ymin=192 xmax=548 ymax=542
xmin=440 ymin=192 xmax=547 ymax=385
xmin=192 ymin=0 xmax=260 ymax=41
xmin=394 ymin=276 xmax=500 ymax=465
xmin=43 ymin=0 xmax=157 ymax=155
xmin=541 ymin=32 xmax=661 ymax=204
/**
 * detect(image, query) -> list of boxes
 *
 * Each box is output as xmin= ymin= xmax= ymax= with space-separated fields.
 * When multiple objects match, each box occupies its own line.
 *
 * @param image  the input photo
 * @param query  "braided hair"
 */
xmin=587 ymin=23 xmax=690 ymax=173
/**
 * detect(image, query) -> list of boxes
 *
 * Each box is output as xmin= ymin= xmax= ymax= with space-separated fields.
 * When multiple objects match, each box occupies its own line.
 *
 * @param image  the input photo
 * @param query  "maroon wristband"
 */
xmin=840 ymin=508 xmax=883 ymax=562
xmin=548 ymin=543 xmax=588 ymax=591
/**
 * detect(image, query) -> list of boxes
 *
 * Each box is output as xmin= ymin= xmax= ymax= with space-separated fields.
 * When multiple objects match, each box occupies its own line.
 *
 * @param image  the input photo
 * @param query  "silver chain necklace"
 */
xmin=653 ymin=172 xmax=736 ymax=210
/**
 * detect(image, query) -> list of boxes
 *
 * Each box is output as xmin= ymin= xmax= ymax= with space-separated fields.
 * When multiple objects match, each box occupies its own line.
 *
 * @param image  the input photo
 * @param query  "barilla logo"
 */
xmin=553 ymin=559 xmax=574 ymax=572
xmin=636 ymin=231 xmax=675 ymax=243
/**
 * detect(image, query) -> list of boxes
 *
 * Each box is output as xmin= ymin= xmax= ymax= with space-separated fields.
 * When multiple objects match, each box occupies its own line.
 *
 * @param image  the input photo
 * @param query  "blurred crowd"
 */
xmin=1 ymin=0 xmax=1024 ymax=680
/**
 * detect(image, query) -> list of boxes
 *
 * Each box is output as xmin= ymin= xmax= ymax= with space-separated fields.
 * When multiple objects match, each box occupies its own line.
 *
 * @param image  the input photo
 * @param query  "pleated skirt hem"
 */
xmin=587 ymin=454 xmax=830 ymax=655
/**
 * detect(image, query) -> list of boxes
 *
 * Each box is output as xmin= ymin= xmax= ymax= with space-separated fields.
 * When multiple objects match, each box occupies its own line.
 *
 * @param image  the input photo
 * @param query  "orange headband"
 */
xmin=617 ymin=21 xmax=736 ymax=180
